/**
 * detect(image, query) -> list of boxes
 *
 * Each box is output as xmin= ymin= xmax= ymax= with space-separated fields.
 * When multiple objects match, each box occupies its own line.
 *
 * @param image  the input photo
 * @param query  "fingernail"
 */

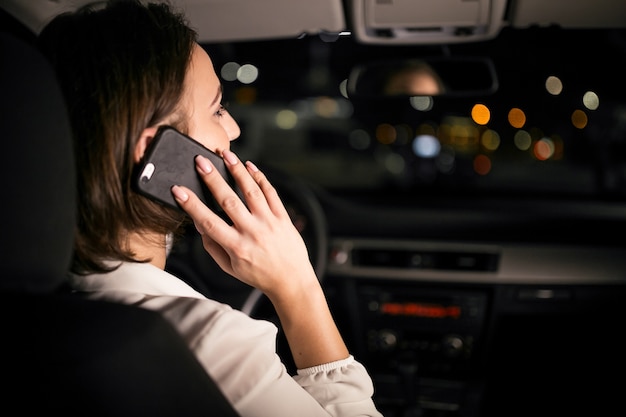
xmin=246 ymin=160 xmax=259 ymax=172
xmin=222 ymin=149 xmax=238 ymax=165
xmin=195 ymin=155 xmax=213 ymax=173
xmin=171 ymin=185 xmax=189 ymax=202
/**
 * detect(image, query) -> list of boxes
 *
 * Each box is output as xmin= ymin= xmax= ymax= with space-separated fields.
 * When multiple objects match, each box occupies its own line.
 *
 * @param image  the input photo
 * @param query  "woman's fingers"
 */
xmin=220 ymin=150 xmax=283 ymax=218
xmin=172 ymin=149 xmax=316 ymax=292
xmin=194 ymin=151 xmax=252 ymax=221
xmin=171 ymin=183 xmax=239 ymax=275
xmin=172 ymin=150 xmax=272 ymax=240
xmin=243 ymin=159 xmax=290 ymax=219
xmin=171 ymin=184 xmax=225 ymax=236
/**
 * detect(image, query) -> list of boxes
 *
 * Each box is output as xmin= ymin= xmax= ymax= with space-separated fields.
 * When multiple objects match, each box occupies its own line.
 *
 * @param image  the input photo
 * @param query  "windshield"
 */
xmin=205 ymin=26 xmax=626 ymax=203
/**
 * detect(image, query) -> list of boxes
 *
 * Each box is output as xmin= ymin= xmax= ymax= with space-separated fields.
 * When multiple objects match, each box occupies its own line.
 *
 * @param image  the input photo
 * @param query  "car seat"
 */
xmin=0 ymin=14 xmax=239 ymax=417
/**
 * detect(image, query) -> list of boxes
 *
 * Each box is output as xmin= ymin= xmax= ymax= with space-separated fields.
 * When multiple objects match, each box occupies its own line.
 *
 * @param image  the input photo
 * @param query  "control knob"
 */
xmin=373 ymin=329 xmax=398 ymax=351
xmin=441 ymin=334 xmax=464 ymax=357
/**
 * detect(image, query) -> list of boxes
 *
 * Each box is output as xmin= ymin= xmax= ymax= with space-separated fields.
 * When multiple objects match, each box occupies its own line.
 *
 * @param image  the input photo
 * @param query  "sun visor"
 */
xmin=349 ymin=0 xmax=508 ymax=44
xmin=510 ymin=0 xmax=626 ymax=28
xmin=174 ymin=0 xmax=346 ymax=42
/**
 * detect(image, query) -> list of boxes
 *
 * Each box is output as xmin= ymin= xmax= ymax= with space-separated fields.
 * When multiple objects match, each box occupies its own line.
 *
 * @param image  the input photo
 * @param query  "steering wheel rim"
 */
xmin=241 ymin=170 xmax=328 ymax=316
xmin=165 ymin=168 xmax=328 ymax=317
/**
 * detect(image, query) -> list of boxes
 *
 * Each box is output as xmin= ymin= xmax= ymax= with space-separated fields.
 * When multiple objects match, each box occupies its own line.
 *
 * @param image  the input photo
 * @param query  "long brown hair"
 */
xmin=38 ymin=0 xmax=198 ymax=274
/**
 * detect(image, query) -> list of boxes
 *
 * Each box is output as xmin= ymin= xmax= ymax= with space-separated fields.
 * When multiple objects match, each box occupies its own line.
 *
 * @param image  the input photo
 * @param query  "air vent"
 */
xmin=352 ymin=248 xmax=499 ymax=271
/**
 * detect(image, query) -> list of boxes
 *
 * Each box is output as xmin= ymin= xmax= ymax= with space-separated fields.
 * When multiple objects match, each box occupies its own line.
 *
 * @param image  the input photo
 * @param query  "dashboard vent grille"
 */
xmin=352 ymin=248 xmax=499 ymax=271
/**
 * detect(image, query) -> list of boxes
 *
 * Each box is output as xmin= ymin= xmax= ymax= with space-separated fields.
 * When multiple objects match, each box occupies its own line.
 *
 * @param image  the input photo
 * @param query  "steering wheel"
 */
xmin=240 ymin=170 xmax=328 ymax=316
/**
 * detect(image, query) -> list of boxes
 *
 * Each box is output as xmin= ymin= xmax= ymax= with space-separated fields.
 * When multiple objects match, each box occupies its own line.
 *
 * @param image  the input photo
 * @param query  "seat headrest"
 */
xmin=0 ymin=32 xmax=76 ymax=292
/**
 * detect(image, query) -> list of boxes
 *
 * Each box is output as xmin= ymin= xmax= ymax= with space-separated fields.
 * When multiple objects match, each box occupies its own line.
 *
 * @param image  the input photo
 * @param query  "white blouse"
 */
xmin=69 ymin=262 xmax=383 ymax=417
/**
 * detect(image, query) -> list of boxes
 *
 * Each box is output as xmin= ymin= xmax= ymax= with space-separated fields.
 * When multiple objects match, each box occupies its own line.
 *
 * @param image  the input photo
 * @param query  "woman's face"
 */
xmin=182 ymin=43 xmax=240 ymax=154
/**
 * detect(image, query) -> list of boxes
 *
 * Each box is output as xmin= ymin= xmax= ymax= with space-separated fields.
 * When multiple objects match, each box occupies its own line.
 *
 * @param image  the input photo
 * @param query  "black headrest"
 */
xmin=0 ymin=32 xmax=76 ymax=292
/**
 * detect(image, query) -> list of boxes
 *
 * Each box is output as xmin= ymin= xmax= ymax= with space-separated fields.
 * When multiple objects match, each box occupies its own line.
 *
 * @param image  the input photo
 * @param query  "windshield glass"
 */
xmin=205 ymin=27 xmax=626 ymax=202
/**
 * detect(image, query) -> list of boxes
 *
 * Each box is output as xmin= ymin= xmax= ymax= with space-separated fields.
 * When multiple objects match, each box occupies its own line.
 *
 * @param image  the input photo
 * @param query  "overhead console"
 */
xmin=348 ymin=0 xmax=626 ymax=44
xmin=348 ymin=0 xmax=510 ymax=44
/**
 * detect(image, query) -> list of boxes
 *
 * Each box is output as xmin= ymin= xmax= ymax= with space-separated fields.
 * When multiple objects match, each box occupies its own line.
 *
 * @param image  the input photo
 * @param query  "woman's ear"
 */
xmin=134 ymin=126 xmax=160 ymax=163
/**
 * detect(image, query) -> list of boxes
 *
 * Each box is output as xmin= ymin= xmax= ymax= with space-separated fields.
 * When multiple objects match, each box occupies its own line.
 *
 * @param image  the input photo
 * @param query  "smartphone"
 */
xmin=134 ymin=125 xmax=237 ymax=213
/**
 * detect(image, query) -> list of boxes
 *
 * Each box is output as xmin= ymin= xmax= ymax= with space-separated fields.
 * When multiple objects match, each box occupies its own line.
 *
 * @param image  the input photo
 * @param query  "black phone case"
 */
xmin=134 ymin=126 xmax=232 ymax=212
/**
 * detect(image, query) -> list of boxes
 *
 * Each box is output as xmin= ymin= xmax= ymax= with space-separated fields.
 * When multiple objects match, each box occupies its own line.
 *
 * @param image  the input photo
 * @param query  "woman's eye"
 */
xmin=215 ymin=102 xmax=229 ymax=117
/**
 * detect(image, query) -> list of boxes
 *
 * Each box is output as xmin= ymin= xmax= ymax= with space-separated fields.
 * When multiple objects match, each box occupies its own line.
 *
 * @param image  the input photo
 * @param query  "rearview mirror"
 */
xmin=347 ymin=57 xmax=498 ymax=98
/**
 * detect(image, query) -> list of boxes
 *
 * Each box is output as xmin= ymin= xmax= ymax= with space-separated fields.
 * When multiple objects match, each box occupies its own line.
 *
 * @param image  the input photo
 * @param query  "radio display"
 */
xmin=380 ymin=301 xmax=462 ymax=319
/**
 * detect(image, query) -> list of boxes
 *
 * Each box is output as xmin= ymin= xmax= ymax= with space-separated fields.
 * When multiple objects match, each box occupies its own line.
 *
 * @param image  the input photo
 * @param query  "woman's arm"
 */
xmin=171 ymin=150 xmax=349 ymax=369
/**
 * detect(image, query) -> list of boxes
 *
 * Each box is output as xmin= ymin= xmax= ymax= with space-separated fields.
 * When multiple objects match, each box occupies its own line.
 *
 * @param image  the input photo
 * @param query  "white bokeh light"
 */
xmin=412 ymin=134 xmax=441 ymax=158
xmin=237 ymin=64 xmax=259 ymax=84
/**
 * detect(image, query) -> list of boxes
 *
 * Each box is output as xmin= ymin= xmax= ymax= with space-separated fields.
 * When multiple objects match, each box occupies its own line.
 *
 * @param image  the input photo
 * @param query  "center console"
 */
xmin=325 ymin=237 xmax=626 ymax=417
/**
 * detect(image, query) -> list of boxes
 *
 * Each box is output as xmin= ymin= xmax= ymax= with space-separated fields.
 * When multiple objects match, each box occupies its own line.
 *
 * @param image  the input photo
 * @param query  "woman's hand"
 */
xmin=171 ymin=149 xmax=318 ymax=300
xmin=171 ymin=149 xmax=349 ymax=368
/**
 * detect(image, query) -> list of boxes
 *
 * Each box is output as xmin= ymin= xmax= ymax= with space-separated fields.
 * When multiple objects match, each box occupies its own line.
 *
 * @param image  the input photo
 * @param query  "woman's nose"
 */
xmin=224 ymin=112 xmax=241 ymax=141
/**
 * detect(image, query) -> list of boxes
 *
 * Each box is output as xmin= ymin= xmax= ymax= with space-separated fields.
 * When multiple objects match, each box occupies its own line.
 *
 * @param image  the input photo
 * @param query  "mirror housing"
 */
xmin=347 ymin=57 xmax=498 ymax=98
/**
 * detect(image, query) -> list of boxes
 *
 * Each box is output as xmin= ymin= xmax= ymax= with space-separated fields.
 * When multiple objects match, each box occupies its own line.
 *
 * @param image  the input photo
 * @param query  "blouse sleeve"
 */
xmin=295 ymin=355 xmax=385 ymax=417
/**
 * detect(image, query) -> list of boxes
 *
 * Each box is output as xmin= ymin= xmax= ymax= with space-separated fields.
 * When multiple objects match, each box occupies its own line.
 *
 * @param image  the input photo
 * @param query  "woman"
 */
xmin=38 ymin=1 xmax=383 ymax=416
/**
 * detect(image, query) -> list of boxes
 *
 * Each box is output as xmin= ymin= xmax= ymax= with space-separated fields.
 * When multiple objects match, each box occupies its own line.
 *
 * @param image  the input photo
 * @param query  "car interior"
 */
xmin=2 ymin=0 xmax=626 ymax=416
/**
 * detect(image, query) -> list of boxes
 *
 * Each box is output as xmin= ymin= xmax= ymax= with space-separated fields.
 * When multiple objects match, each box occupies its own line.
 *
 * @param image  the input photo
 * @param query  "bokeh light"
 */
xmin=545 ymin=76 xmax=563 ymax=95
xmin=384 ymin=152 xmax=405 ymax=174
xmin=376 ymin=123 xmax=397 ymax=145
xmin=514 ymin=130 xmax=532 ymax=151
xmin=313 ymin=96 xmax=339 ymax=118
xmin=234 ymin=86 xmax=257 ymax=104
xmin=583 ymin=91 xmax=599 ymax=110
xmin=471 ymin=103 xmax=491 ymax=125
xmin=409 ymin=96 xmax=434 ymax=111
xmin=473 ymin=154 xmax=492 ymax=175
xmin=412 ymin=134 xmax=441 ymax=158
xmin=275 ymin=109 xmax=298 ymax=129
xmin=533 ymin=137 xmax=555 ymax=160
xmin=440 ymin=116 xmax=480 ymax=154
xmin=571 ymin=109 xmax=588 ymax=129
xmin=220 ymin=62 xmax=240 ymax=81
xmin=508 ymin=108 xmax=526 ymax=128
xmin=237 ymin=64 xmax=259 ymax=84
xmin=339 ymin=79 xmax=349 ymax=98
xmin=481 ymin=129 xmax=500 ymax=151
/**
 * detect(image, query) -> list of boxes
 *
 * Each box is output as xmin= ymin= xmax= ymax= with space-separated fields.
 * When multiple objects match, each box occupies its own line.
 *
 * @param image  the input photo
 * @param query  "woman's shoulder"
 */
xmin=69 ymin=260 xmax=208 ymax=298
xmin=70 ymin=260 xmax=279 ymax=355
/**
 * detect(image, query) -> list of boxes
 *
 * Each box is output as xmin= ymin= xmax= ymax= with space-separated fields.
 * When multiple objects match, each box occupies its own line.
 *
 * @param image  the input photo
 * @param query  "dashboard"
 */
xmin=167 ymin=177 xmax=626 ymax=417
xmin=316 ymin=187 xmax=626 ymax=416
